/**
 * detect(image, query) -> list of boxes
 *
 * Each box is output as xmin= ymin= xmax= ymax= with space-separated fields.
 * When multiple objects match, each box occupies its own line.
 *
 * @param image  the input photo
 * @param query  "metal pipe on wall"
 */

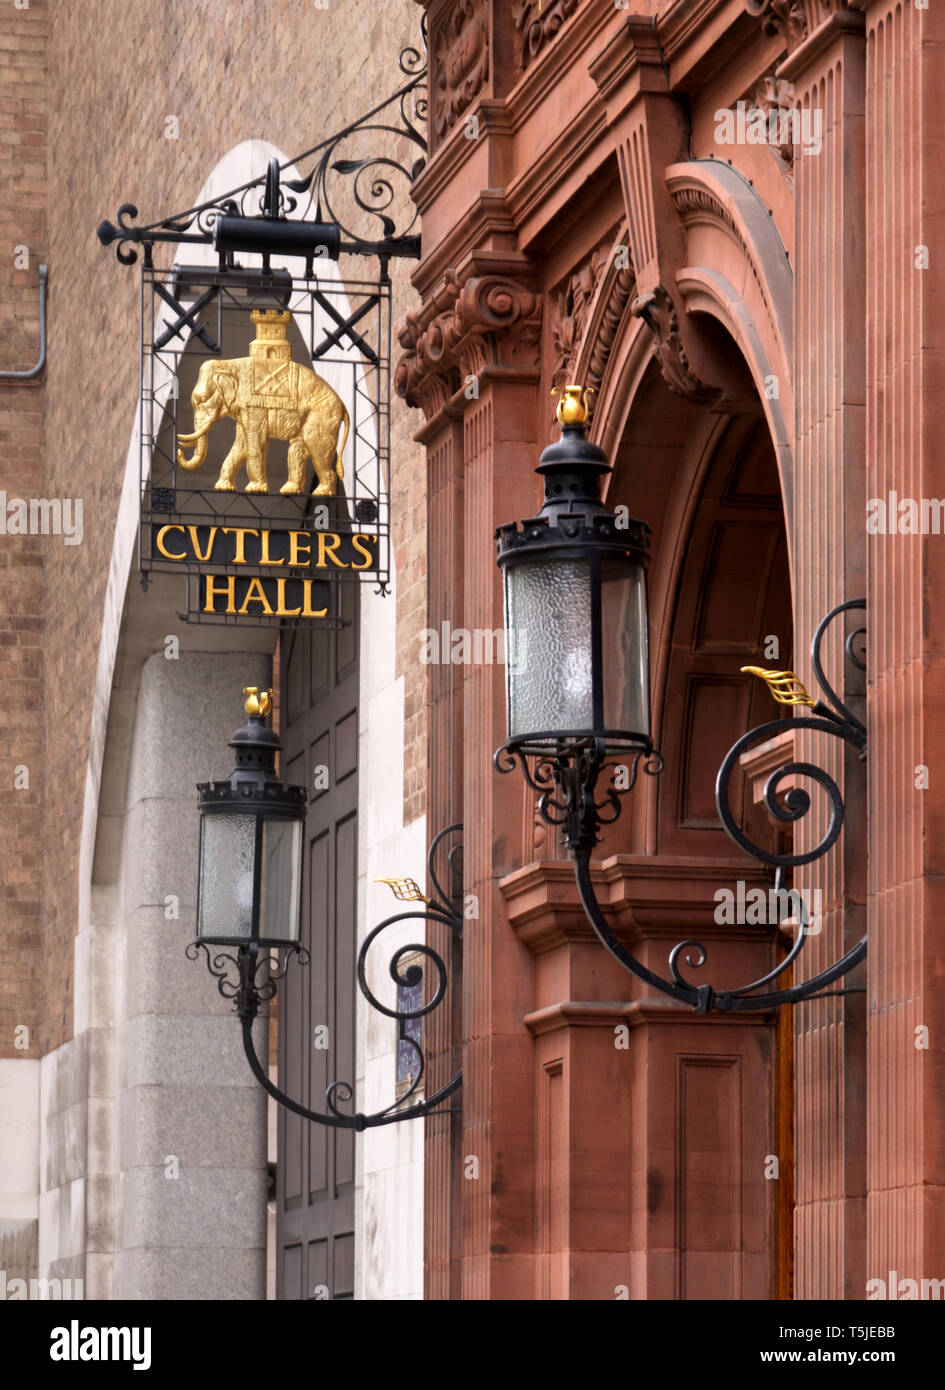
xmin=0 ymin=265 xmax=47 ymax=381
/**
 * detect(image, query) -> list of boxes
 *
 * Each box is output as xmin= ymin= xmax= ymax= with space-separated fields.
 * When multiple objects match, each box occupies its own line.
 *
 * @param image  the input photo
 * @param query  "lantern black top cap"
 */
xmin=538 ymin=385 xmax=610 ymax=478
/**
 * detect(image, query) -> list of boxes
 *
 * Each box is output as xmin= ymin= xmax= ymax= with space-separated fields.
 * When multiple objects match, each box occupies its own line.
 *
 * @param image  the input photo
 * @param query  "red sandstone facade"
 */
xmin=399 ymin=0 xmax=944 ymax=1299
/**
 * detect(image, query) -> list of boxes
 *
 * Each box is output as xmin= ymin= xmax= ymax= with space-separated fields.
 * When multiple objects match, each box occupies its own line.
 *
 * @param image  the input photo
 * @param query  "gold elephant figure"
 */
xmin=176 ymin=310 xmax=349 ymax=496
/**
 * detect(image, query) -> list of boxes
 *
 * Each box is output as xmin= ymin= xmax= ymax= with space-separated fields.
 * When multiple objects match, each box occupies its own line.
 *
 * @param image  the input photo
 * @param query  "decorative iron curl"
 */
xmin=357 ymin=911 xmax=457 ymax=1020
xmin=716 ymin=725 xmax=857 ymax=868
xmin=191 ymin=822 xmax=462 ymax=1131
xmin=715 ymin=599 xmax=866 ymax=870
xmin=398 ymin=11 xmax=428 ymax=77
xmin=809 ymin=598 xmax=867 ymax=735
xmin=185 ymin=941 xmax=242 ymax=999
xmin=494 ymin=738 xmax=662 ymax=852
xmin=427 ymin=820 xmax=463 ymax=915
xmin=669 ymin=939 xmax=707 ymax=988
xmin=185 ymin=939 xmax=309 ymax=1008
xmin=287 ymin=110 xmax=426 ymax=243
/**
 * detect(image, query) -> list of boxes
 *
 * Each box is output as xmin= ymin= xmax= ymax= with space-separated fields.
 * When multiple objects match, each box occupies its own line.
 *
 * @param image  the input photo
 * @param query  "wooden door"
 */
xmin=276 ymin=578 xmax=359 ymax=1300
xmin=655 ymin=416 xmax=794 ymax=1298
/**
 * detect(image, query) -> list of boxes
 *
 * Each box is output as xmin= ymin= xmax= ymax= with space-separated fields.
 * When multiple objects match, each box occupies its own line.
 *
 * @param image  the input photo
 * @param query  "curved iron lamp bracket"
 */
xmin=496 ymin=600 xmax=867 ymax=1012
xmin=188 ymin=821 xmax=463 ymax=1129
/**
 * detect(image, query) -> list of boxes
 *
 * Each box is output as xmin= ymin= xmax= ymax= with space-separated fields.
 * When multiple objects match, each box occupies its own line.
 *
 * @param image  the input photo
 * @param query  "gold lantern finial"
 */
xmin=244 ymin=686 xmax=273 ymax=717
xmin=552 ymin=384 xmax=594 ymax=428
xmin=741 ymin=667 xmax=816 ymax=708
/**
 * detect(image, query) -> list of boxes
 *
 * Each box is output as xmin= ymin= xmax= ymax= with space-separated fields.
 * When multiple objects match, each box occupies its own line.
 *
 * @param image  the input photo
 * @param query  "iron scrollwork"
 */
xmin=97 ymin=21 xmax=427 ymax=267
xmin=188 ymin=822 xmax=462 ymax=1130
xmin=496 ymin=600 xmax=867 ymax=1012
xmin=494 ymin=738 xmax=664 ymax=854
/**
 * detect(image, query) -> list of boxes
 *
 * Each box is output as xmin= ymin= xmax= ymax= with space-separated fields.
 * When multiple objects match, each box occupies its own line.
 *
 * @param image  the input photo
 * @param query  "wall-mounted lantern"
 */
xmin=495 ymin=384 xmax=867 ymax=1012
xmin=495 ymin=386 xmax=661 ymax=852
xmin=188 ymin=689 xmax=462 ymax=1130
xmin=496 ymin=385 xmax=652 ymax=765
xmin=195 ymin=688 xmax=305 ymax=949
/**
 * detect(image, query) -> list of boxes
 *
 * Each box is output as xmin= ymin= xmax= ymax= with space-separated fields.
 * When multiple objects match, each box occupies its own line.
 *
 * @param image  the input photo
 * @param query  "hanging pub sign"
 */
xmin=151 ymin=518 xmax=378 ymax=619
xmin=139 ymin=299 xmax=386 ymax=624
xmin=97 ymin=26 xmax=428 ymax=625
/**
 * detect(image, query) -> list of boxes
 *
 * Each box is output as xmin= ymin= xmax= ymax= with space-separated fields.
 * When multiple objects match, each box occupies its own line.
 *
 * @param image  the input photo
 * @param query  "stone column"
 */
xmin=862 ymin=0 xmax=945 ymax=1293
xmin=398 ymin=259 xmax=544 ymax=1297
xmin=774 ymin=7 xmax=869 ymax=1301
xmin=118 ymin=650 xmax=270 ymax=1299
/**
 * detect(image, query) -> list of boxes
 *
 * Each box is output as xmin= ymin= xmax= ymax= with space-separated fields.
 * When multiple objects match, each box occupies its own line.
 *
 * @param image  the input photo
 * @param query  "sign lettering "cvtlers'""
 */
xmin=151 ymin=524 xmax=378 ymax=617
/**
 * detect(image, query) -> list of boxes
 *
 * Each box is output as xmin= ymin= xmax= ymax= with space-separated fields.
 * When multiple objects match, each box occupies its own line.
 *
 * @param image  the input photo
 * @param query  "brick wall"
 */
xmin=0 ymin=0 xmax=47 ymax=1061
xmin=0 ymin=0 xmax=427 ymax=1057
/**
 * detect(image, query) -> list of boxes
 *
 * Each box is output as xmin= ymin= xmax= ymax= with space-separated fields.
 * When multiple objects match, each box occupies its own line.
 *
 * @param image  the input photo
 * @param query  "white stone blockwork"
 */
xmin=355 ymin=570 xmax=426 ymax=1300
xmin=0 ymin=1059 xmax=40 ymax=1225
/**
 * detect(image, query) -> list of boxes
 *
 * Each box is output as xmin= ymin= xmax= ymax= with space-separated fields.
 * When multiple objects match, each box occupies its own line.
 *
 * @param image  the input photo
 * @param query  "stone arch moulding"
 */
xmin=559 ymin=169 xmax=798 ymax=851
xmin=664 ymin=158 xmax=796 ymax=541
xmin=565 ymin=219 xmax=660 ymax=468
xmin=568 ymin=167 xmax=793 ymax=513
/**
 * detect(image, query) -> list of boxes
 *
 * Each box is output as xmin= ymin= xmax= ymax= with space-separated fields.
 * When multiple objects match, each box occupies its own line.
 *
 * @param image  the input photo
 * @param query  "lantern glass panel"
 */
xmin=259 ymin=816 xmax=303 ymax=944
xmin=601 ymin=561 xmax=651 ymax=741
xmin=197 ymin=811 xmax=256 ymax=941
xmin=505 ymin=556 xmax=594 ymax=740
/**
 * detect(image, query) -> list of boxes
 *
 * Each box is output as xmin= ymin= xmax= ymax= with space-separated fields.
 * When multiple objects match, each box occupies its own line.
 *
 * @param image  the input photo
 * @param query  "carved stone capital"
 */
xmin=630 ymin=286 xmax=722 ymax=407
xmin=395 ymin=269 xmax=542 ymax=418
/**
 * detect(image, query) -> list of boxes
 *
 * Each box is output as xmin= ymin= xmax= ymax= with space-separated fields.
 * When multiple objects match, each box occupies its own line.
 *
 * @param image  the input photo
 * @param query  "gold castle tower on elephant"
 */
xmin=176 ymin=309 xmax=349 ymax=496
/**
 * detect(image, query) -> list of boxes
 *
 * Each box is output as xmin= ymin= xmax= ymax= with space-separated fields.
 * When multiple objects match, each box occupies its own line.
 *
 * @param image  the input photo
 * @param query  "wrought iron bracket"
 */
xmin=494 ymin=737 xmax=664 ymax=853
xmin=187 ymin=822 xmax=463 ymax=1129
xmin=496 ymin=600 xmax=867 ymax=1012
xmin=97 ymin=23 xmax=427 ymax=272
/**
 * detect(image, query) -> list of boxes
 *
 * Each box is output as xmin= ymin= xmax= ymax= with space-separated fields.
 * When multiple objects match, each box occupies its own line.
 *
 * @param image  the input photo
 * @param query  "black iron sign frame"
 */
xmin=98 ymin=24 xmax=428 ymax=627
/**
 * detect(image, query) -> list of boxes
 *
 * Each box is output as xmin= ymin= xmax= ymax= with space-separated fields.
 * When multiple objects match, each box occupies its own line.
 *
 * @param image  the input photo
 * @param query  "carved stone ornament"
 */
xmin=550 ymin=234 xmax=638 ymax=425
xmin=432 ymin=0 xmax=490 ymax=142
xmin=631 ymin=285 xmax=722 ymax=407
xmin=395 ymin=271 xmax=542 ymax=419
xmin=550 ymin=242 xmax=608 ymax=397
xmin=742 ymin=0 xmax=808 ymax=51
xmin=513 ymin=0 xmax=582 ymax=72
xmin=584 ymin=262 xmax=635 ymax=401
xmin=752 ymin=74 xmax=798 ymax=170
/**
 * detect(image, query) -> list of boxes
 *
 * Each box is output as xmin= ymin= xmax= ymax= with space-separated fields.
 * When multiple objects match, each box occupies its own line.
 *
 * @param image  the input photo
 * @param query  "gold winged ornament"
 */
xmin=375 ymin=877 xmax=430 ymax=904
xmin=741 ymin=666 xmax=817 ymax=708
xmin=176 ymin=310 xmax=349 ymax=496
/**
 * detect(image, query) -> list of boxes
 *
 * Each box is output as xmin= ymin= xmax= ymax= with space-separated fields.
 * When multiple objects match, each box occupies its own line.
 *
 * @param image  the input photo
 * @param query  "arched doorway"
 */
xmin=603 ymin=356 xmax=795 ymax=1298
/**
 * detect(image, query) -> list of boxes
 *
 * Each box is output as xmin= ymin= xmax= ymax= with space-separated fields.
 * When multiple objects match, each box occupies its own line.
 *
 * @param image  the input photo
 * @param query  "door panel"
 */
xmin=276 ymin=589 xmax=359 ymax=1300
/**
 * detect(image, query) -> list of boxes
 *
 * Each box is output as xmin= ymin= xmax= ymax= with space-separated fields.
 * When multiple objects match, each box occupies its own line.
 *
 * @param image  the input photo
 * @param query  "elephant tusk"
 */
xmin=177 ymin=431 xmax=209 ymax=469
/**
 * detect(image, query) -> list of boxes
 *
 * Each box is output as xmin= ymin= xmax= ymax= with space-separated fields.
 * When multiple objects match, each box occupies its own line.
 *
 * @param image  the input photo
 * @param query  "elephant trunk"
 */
xmin=176 ymin=425 xmax=209 ymax=470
